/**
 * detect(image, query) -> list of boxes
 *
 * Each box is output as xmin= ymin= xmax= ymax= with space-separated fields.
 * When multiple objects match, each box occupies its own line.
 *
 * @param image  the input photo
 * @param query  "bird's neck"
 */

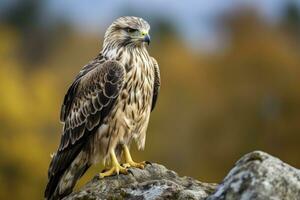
xmin=101 ymin=44 xmax=149 ymax=61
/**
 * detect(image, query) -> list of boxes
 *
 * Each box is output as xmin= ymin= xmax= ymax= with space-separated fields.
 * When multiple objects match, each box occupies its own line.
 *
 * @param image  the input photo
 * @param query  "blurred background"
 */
xmin=1 ymin=0 xmax=300 ymax=199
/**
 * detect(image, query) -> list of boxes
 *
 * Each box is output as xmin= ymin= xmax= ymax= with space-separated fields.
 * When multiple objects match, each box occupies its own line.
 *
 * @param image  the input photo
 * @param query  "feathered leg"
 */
xmin=99 ymin=149 xmax=128 ymax=178
xmin=122 ymin=145 xmax=147 ymax=169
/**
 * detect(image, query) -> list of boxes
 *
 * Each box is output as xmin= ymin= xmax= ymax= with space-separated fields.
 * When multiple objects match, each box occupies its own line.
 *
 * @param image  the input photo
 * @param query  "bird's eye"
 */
xmin=126 ymin=28 xmax=137 ymax=33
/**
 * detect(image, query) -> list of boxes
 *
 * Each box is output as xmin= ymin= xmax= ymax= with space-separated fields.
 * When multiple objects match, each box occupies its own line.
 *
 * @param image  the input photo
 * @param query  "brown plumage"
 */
xmin=45 ymin=16 xmax=160 ymax=200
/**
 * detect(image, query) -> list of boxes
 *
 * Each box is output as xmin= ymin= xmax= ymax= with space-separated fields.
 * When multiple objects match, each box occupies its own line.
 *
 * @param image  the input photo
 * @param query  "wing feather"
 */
xmin=151 ymin=57 xmax=161 ymax=111
xmin=46 ymin=60 xmax=125 ymax=198
xmin=58 ymin=60 xmax=125 ymax=151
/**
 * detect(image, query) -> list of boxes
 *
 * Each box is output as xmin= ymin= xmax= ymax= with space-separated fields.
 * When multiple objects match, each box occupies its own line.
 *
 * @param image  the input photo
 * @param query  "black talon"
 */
xmin=145 ymin=161 xmax=152 ymax=165
xmin=127 ymin=169 xmax=134 ymax=176
xmin=101 ymin=168 xmax=108 ymax=173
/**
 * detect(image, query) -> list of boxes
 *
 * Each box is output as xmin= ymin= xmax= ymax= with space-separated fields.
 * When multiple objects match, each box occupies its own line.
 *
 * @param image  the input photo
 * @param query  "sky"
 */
xmin=1 ymin=0 xmax=299 ymax=50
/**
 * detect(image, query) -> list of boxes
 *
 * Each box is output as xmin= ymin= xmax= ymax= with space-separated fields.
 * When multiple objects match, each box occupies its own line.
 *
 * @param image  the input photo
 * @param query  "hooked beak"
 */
xmin=143 ymin=34 xmax=151 ymax=45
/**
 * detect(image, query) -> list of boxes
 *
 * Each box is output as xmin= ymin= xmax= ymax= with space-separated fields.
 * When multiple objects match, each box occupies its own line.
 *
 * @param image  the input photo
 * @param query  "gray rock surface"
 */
xmin=64 ymin=151 xmax=300 ymax=200
xmin=208 ymin=151 xmax=300 ymax=200
xmin=63 ymin=163 xmax=217 ymax=200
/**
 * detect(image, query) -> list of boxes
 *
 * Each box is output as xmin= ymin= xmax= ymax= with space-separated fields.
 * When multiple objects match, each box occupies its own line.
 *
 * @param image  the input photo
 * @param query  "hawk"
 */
xmin=44 ymin=16 xmax=160 ymax=200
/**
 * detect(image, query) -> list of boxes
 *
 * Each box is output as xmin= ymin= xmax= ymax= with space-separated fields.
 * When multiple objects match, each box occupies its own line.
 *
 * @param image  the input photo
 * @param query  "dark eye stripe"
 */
xmin=126 ymin=28 xmax=138 ymax=33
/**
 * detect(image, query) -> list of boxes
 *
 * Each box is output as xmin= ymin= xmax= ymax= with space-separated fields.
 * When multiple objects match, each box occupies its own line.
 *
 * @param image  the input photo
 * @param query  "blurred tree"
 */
xmin=281 ymin=2 xmax=300 ymax=46
xmin=200 ymin=8 xmax=300 ymax=180
xmin=0 ymin=0 xmax=71 ymax=67
xmin=1 ymin=0 xmax=41 ymax=30
xmin=282 ymin=2 xmax=300 ymax=31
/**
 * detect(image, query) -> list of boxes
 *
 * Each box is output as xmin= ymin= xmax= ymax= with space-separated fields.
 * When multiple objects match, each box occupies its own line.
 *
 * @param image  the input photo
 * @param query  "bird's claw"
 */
xmin=127 ymin=169 xmax=134 ymax=176
xmin=99 ymin=164 xmax=128 ymax=178
xmin=145 ymin=161 xmax=152 ymax=165
xmin=101 ymin=168 xmax=109 ymax=173
xmin=122 ymin=161 xmax=148 ymax=169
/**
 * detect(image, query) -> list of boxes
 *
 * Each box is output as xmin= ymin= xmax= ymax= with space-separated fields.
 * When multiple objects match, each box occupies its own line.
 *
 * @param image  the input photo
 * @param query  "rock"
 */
xmin=63 ymin=163 xmax=217 ymax=200
xmin=64 ymin=151 xmax=300 ymax=200
xmin=208 ymin=151 xmax=300 ymax=200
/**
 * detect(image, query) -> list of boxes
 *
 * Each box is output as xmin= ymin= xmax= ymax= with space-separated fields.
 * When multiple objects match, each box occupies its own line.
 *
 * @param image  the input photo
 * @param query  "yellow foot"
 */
xmin=99 ymin=149 xmax=128 ymax=178
xmin=99 ymin=164 xmax=128 ymax=178
xmin=123 ymin=161 xmax=147 ymax=169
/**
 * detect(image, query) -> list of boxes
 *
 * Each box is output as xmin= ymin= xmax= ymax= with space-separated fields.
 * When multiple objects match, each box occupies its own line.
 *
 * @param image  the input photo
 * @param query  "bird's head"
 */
xmin=103 ymin=16 xmax=151 ymax=48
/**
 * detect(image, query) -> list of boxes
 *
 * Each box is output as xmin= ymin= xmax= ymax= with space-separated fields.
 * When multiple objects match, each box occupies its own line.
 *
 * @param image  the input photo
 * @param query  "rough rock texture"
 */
xmin=208 ymin=151 xmax=300 ymax=200
xmin=64 ymin=163 xmax=217 ymax=200
xmin=64 ymin=151 xmax=300 ymax=200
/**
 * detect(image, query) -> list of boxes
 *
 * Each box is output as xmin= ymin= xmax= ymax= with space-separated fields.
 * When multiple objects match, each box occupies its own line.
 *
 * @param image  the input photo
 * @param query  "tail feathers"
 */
xmin=44 ymin=173 xmax=64 ymax=200
xmin=45 ymin=150 xmax=90 ymax=200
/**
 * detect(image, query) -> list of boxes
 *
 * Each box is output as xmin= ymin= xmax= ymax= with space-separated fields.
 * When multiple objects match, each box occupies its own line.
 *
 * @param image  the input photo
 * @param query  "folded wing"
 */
xmin=45 ymin=60 xmax=125 ymax=199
